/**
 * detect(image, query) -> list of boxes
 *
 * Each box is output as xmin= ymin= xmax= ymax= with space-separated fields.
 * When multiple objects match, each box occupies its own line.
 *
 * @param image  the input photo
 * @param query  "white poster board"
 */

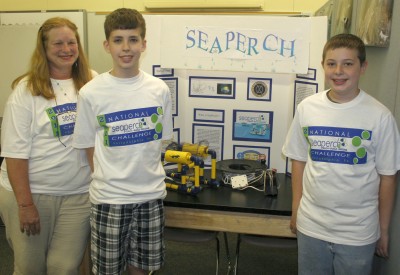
xmin=87 ymin=13 xmax=327 ymax=172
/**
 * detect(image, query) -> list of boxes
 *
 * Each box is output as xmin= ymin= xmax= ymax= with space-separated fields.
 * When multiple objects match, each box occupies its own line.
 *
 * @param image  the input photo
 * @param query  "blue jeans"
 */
xmin=297 ymin=231 xmax=375 ymax=275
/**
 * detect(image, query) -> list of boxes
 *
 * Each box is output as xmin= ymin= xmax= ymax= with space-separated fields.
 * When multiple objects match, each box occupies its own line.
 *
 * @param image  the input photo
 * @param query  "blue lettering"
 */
xmin=184 ymin=29 xmax=297 ymax=59
xmin=209 ymin=37 xmax=222 ymax=53
xmin=198 ymin=31 xmax=208 ymax=51
xmin=279 ymin=39 xmax=295 ymax=57
xmin=226 ymin=31 xmax=235 ymax=50
xmin=186 ymin=29 xmax=196 ymax=49
xmin=248 ymin=37 xmax=258 ymax=56
xmin=236 ymin=32 xmax=246 ymax=53
xmin=263 ymin=34 xmax=278 ymax=52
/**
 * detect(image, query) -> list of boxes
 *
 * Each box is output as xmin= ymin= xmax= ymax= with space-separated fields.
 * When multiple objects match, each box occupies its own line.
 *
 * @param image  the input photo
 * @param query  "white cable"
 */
xmin=222 ymin=169 xmax=266 ymax=189
xmin=222 ymin=168 xmax=280 ymax=195
xmin=237 ymin=185 xmax=264 ymax=192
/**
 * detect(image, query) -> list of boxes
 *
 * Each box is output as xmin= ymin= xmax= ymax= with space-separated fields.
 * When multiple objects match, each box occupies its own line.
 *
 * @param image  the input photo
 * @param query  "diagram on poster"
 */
xmin=192 ymin=123 xmax=224 ymax=164
xmin=161 ymin=77 xmax=178 ymax=116
xmin=232 ymin=110 xmax=273 ymax=142
xmin=189 ymin=76 xmax=235 ymax=99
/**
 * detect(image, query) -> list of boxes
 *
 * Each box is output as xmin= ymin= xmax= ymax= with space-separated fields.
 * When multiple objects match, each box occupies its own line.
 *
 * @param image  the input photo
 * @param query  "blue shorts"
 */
xmin=90 ymin=199 xmax=165 ymax=275
xmin=297 ymin=230 xmax=375 ymax=275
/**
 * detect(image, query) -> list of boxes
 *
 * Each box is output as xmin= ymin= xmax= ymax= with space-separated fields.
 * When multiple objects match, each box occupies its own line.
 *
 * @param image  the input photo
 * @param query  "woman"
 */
xmin=0 ymin=17 xmax=96 ymax=274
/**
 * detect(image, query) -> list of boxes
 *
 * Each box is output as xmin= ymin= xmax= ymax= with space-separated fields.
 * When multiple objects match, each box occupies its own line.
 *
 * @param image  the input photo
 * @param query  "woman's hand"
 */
xmin=19 ymin=204 xmax=41 ymax=236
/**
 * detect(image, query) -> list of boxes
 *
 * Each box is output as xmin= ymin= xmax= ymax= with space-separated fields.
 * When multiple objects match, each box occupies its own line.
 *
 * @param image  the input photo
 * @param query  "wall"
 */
xmin=358 ymin=1 xmax=400 ymax=274
xmin=0 ymin=0 xmax=327 ymax=14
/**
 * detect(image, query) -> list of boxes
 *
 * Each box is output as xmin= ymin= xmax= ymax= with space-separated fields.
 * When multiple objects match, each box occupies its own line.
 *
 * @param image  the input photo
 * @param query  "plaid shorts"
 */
xmin=90 ymin=199 xmax=165 ymax=275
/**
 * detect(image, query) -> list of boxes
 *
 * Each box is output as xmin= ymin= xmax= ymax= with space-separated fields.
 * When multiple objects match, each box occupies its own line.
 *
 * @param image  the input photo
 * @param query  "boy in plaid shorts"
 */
xmin=73 ymin=8 xmax=173 ymax=275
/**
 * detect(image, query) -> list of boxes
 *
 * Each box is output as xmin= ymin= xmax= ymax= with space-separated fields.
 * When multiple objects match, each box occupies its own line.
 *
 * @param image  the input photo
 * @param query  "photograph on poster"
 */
xmin=232 ymin=110 xmax=273 ymax=142
xmin=192 ymin=123 xmax=224 ymax=164
xmin=189 ymin=76 xmax=236 ymax=99
xmin=194 ymin=108 xmax=225 ymax=123
xmin=293 ymin=80 xmax=318 ymax=115
xmin=247 ymin=77 xmax=272 ymax=101
xmin=152 ymin=65 xmax=174 ymax=77
xmin=233 ymin=145 xmax=271 ymax=168
xmin=296 ymin=68 xmax=317 ymax=81
xmin=161 ymin=77 xmax=178 ymax=116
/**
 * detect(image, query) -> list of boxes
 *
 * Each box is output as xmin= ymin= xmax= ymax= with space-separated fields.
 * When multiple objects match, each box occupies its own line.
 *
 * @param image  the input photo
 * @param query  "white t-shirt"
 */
xmin=0 ymin=76 xmax=94 ymax=195
xmin=73 ymin=70 xmax=173 ymax=205
xmin=282 ymin=90 xmax=400 ymax=246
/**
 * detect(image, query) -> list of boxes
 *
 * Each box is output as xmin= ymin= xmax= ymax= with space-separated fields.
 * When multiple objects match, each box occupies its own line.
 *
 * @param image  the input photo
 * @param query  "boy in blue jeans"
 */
xmin=282 ymin=33 xmax=400 ymax=274
xmin=73 ymin=8 xmax=173 ymax=275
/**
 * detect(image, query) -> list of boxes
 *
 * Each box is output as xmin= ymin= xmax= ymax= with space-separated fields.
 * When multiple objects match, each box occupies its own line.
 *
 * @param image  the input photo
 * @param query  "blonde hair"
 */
xmin=12 ymin=17 xmax=93 ymax=99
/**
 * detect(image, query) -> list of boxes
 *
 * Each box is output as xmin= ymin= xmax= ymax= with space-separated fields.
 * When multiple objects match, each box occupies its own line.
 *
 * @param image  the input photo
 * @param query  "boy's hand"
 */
xmin=375 ymin=231 xmax=390 ymax=259
xmin=290 ymin=214 xmax=297 ymax=234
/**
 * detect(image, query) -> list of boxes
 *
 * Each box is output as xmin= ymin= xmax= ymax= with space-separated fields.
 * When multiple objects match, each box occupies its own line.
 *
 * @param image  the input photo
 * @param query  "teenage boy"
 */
xmin=73 ymin=8 xmax=173 ymax=275
xmin=282 ymin=33 xmax=400 ymax=274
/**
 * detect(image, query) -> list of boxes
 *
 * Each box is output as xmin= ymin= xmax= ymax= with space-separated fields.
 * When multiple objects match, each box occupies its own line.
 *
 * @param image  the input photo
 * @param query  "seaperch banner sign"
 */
xmin=159 ymin=15 xmax=311 ymax=73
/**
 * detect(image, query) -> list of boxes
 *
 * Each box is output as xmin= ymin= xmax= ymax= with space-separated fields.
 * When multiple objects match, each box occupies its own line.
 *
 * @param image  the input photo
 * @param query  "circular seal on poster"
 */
xmin=251 ymin=81 xmax=268 ymax=98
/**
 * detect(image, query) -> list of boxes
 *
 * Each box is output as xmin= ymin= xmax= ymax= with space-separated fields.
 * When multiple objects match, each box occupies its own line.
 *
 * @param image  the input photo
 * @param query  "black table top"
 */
xmin=164 ymin=173 xmax=293 ymax=216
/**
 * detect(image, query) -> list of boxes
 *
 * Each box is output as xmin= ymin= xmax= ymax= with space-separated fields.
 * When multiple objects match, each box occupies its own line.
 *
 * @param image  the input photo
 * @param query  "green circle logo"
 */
xmin=151 ymin=114 xmax=158 ymax=123
xmin=157 ymin=107 xmax=163 ymax=115
xmin=361 ymin=130 xmax=370 ymax=140
xmin=352 ymin=136 xmax=362 ymax=147
xmin=356 ymin=147 xmax=366 ymax=158
xmin=155 ymin=123 xmax=163 ymax=133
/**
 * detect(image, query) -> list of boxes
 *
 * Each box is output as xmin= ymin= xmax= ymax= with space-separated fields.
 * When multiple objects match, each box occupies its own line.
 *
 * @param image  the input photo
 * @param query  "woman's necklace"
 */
xmin=54 ymin=80 xmax=77 ymax=102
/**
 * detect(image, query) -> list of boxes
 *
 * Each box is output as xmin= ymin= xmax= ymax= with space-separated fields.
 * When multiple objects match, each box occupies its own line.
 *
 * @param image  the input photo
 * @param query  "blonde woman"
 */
xmin=0 ymin=17 xmax=96 ymax=274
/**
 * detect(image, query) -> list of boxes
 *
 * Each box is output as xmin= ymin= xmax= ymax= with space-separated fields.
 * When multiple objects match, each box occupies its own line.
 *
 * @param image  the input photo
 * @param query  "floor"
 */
xmin=0 ymin=224 xmax=298 ymax=275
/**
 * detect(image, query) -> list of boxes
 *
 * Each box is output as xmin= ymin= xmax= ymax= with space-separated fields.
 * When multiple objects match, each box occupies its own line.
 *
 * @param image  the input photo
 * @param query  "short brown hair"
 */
xmin=104 ymin=8 xmax=146 ymax=40
xmin=322 ymin=33 xmax=366 ymax=65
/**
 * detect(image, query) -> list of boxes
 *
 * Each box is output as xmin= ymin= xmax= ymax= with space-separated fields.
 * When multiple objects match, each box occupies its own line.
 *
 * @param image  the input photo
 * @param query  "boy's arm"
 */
xmin=290 ymin=159 xmax=306 ymax=234
xmin=85 ymin=147 xmax=95 ymax=172
xmin=161 ymin=139 xmax=175 ymax=152
xmin=375 ymin=173 xmax=397 ymax=258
